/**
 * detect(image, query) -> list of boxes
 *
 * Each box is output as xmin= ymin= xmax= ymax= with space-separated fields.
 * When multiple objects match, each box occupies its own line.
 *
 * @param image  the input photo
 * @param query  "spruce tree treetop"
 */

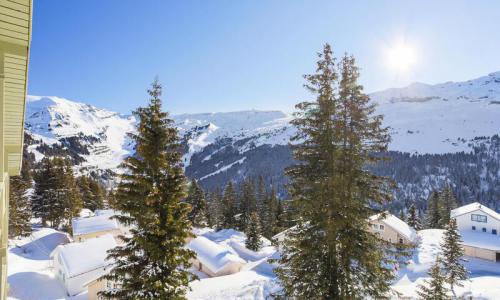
xmin=245 ymin=212 xmax=263 ymax=251
xmin=416 ymin=256 xmax=450 ymax=300
xmin=441 ymin=218 xmax=468 ymax=297
xmin=101 ymin=79 xmax=195 ymax=299
xmin=277 ymin=44 xmax=394 ymax=299
xmin=186 ymin=178 xmax=208 ymax=227
xmin=221 ymin=181 xmax=237 ymax=229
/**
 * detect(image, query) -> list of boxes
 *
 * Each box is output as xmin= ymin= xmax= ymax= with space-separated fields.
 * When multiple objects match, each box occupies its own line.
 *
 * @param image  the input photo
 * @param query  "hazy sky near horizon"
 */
xmin=29 ymin=0 xmax=500 ymax=114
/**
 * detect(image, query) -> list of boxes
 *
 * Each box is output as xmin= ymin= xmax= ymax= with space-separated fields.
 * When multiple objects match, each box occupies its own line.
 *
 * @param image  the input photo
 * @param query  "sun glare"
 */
xmin=385 ymin=42 xmax=416 ymax=73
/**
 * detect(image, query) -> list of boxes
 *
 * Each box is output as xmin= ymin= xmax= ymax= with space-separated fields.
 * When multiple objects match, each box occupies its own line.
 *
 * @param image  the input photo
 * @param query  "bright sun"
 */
xmin=385 ymin=42 xmax=416 ymax=73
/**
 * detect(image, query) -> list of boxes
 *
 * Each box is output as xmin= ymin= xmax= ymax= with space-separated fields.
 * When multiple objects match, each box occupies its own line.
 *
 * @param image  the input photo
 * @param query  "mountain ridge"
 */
xmin=23 ymin=71 xmax=500 ymax=207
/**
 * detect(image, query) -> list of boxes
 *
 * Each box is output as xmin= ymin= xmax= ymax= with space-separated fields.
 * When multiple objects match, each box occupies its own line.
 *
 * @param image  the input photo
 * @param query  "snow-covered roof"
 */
xmin=369 ymin=212 xmax=417 ymax=241
xmin=187 ymin=236 xmax=245 ymax=273
xmin=55 ymin=234 xmax=116 ymax=278
xmin=72 ymin=214 xmax=119 ymax=236
xmin=27 ymin=228 xmax=71 ymax=257
xmin=460 ymin=231 xmax=500 ymax=251
xmin=79 ymin=208 xmax=94 ymax=218
xmin=450 ymin=202 xmax=500 ymax=221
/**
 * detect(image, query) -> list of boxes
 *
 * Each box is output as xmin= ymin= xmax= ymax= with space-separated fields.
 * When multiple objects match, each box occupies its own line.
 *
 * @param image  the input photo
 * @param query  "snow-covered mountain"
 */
xmin=23 ymin=71 xmax=500 ymax=204
xmin=25 ymin=96 xmax=136 ymax=176
xmin=372 ymin=71 xmax=500 ymax=153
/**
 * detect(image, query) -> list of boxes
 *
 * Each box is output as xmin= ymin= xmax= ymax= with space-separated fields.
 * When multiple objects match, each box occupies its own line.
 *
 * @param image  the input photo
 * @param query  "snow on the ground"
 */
xmin=392 ymin=229 xmax=500 ymax=299
xmin=7 ymin=228 xmax=85 ymax=300
xmin=8 ymin=227 xmax=500 ymax=299
xmin=187 ymin=228 xmax=279 ymax=299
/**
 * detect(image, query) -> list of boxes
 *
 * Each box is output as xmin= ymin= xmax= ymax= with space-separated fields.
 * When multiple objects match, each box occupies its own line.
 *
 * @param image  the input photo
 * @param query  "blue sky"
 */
xmin=29 ymin=0 xmax=500 ymax=114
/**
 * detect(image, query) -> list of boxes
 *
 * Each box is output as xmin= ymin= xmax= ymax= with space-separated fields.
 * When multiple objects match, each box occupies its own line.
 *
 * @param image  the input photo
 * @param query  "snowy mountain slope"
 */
xmin=23 ymin=97 xmax=296 ymax=188
xmin=25 ymin=96 xmax=136 ymax=175
xmin=23 ymin=71 xmax=500 ymax=198
xmin=173 ymin=110 xmax=294 ymax=165
xmin=372 ymin=71 xmax=500 ymax=153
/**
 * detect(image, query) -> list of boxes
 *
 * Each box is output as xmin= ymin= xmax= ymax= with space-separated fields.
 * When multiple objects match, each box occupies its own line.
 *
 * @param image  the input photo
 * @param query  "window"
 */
xmin=493 ymin=229 xmax=497 ymax=235
xmin=379 ymin=225 xmax=385 ymax=231
xmin=471 ymin=214 xmax=487 ymax=223
xmin=472 ymin=226 xmax=476 ymax=230
xmin=399 ymin=238 xmax=404 ymax=244
xmin=482 ymin=228 xmax=487 ymax=232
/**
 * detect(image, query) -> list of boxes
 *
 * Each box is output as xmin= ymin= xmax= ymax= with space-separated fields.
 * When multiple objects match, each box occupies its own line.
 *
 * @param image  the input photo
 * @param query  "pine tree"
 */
xmin=262 ymin=186 xmax=277 ymax=239
xmin=274 ymin=194 xmax=285 ymax=235
xmin=417 ymin=256 xmax=450 ymax=300
xmin=441 ymin=218 xmax=468 ymax=297
xmin=438 ymin=185 xmax=457 ymax=227
xmin=207 ymin=187 xmax=223 ymax=229
xmin=88 ymin=177 xmax=105 ymax=211
xmin=245 ymin=212 xmax=263 ymax=251
xmin=186 ymin=178 xmax=208 ymax=227
xmin=426 ymin=190 xmax=441 ymax=228
xmin=221 ymin=181 xmax=237 ymax=229
xmin=238 ymin=178 xmax=256 ymax=231
xmin=256 ymin=176 xmax=267 ymax=223
xmin=32 ymin=157 xmax=54 ymax=226
xmin=76 ymin=176 xmax=93 ymax=209
xmin=407 ymin=203 xmax=422 ymax=230
xmin=9 ymin=147 xmax=32 ymax=237
xmin=60 ymin=161 xmax=82 ymax=232
xmin=100 ymin=80 xmax=195 ymax=299
xmin=78 ymin=176 xmax=105 ymax=211
xmin=32 ymin=157 xmax=81 ymax=229
xmin=276 ymin=45 xmax=394 ymax=299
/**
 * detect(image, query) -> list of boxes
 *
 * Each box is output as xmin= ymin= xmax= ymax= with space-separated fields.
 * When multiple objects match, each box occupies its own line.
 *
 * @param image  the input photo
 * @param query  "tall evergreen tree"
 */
xmin=417 ymin=256 xmax=450 ymax=300
xmin=441 ymin=218 xmax=468 ymax=297
xmin=207 ymin=187 xmax=223 ymax=229
xmin=186 ymin=178 xmax=208 ymax=227
xmin=276 ymin=45 xmax=394 ymax=299
xmin=59 ymin=161 xmax=82 ymax=232
xmin=438 ymin=185 xmax=457 ymax=227
xmin=76 ymin=176 xmax=93 ymax=209
xmin=274 ymin=193 xmax=285 ymax=235
xmin=9 ymin=148 xmax=32 ymax=237
xmin=100 ymin=80 xmax=195 ymax=299
xmin=238 ymin=178 xmax=256 ymax=231
xmin=407 ymin=203 xmax=422 ymax=230
xmin=221 ymin=181 xmax=237 ymax=229
xmin=32 ymin=157 xmax=54 ymax=226
xmin=245 ymin=212 xmax=263 ymax=251
xmin=88 ymin=177 xmax=105 ymax=211
xmin=426 ymin=190 xmax=441 ymax=229
xmin=32 ymin=157 xmax=81 ymax=229
xmin=255 ymin=176 xmax=267 ymax=223
xmin=261 ymin=186 xmax=277 ymax=239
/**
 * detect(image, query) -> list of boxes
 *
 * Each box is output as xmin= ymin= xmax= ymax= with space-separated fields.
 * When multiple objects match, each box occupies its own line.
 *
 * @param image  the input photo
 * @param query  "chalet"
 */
xmin=451 ymin=202 xmax=500 ymax=262
xmin=0 ymin=0 xmax=33 ymax=297
xmin=72 ymin=214 xmax=121 ymax=243
xmin=187 ymin=236 xmax=245 ymax=277
xmin=368 ymin=212 xmax=417 ymax=245
xmin=51 ymin=234 xmax=116 ymax=296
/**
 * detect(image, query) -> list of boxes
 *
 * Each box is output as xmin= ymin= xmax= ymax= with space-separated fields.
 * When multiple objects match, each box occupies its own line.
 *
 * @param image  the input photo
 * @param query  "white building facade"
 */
xmin=451 ymin=202 xmax=500 ymax=262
